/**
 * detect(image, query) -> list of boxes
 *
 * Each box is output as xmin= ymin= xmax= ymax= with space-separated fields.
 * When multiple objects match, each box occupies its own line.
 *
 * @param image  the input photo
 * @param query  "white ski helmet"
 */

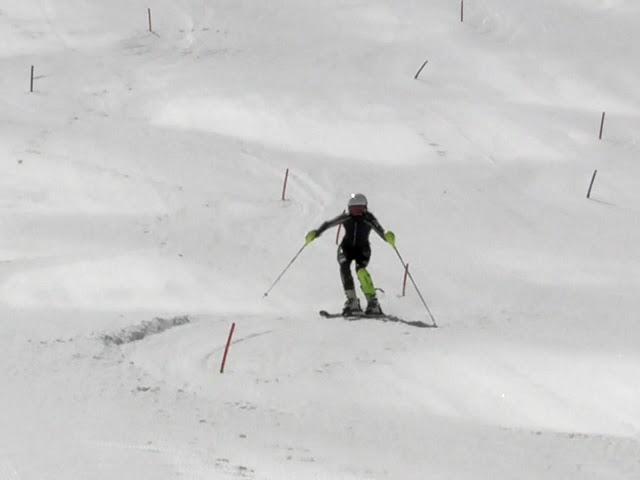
xmin=347 ymin=193 xmax=367 ymax=215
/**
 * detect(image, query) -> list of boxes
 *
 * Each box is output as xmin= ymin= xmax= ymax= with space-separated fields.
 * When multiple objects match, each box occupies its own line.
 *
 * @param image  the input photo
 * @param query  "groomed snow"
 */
xmin=1 ymin=1 xmax=639 ymax=478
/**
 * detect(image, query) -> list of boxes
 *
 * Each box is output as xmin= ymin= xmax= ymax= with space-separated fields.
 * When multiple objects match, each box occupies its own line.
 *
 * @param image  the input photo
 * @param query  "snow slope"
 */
xmin=1 ymin=0 xmax=639 ymax=478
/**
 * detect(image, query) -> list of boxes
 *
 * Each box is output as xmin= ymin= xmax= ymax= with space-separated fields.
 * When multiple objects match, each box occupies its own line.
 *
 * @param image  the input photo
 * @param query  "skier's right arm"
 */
xmin=316 ymin=212 xmax=349 ymax=236
xmin=305 ymin=213 xmax=349 ymax=244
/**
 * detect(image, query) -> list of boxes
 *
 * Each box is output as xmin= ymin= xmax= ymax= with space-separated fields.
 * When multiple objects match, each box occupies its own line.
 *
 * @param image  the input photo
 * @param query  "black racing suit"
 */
xmin=316 ymin=211 xmax=386 ymax=293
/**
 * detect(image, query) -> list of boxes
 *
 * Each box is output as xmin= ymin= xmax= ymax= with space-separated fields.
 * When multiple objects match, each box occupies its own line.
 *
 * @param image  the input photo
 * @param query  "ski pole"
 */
xmin=392 ymin=246 xmax=438 ymax=327
xmin=263 ymin=244 xmax=308 ymax=297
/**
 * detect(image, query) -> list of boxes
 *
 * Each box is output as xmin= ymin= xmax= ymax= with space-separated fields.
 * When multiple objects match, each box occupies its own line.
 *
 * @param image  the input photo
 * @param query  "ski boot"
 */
xmin=342 ymin=290 xmax=362 ymax=316
xmin=365 ymin=296 xmax=383 ymax=316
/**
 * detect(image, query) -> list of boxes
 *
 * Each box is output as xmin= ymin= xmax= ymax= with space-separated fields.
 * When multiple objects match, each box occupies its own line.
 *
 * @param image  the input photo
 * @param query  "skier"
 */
xmin=304 ymin=193 xmax=396 ymax=316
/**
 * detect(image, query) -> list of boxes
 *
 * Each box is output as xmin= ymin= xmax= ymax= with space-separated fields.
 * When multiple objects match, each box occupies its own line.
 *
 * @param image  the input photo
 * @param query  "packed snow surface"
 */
xmin=1 ymin=0 xmax=639 ymax=478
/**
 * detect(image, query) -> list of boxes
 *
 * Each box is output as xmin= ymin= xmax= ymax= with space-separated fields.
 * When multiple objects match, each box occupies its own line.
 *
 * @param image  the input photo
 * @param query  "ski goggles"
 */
xmin=348 ymin=205 xmax=366 ymax=216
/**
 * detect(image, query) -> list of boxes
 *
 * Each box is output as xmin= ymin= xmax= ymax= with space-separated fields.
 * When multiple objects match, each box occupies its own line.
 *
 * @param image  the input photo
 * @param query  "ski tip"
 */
xmin=319 ymin=310 xmax=345 ymax=318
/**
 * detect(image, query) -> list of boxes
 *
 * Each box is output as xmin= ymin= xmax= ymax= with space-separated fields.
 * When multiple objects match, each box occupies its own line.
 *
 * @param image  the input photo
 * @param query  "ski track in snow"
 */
xmin=0 ymin=454 xmax=21 ymax=480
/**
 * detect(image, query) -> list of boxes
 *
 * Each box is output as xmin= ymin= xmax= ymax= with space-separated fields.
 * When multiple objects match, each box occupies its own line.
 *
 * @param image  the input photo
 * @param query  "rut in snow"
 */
xmin=101 ymin=315 xmax=191 ymax=345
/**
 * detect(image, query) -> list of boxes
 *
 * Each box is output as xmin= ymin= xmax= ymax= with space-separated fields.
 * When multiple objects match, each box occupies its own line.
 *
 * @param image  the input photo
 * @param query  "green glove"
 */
xmin=384 ymin=230 xmax=396 ymax=247
xmin=305 ymin=230 xmax=318 ymax=245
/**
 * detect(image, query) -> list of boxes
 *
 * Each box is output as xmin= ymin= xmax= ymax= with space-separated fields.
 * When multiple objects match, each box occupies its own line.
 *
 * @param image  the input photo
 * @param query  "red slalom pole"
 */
xmin=220 ymin=322 xmax=236 ymax=373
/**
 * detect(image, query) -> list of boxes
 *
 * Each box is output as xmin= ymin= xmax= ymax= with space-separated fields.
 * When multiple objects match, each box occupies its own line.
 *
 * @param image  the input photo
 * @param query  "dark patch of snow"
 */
xmin=101 ymin=315 xmax=190 ymax=345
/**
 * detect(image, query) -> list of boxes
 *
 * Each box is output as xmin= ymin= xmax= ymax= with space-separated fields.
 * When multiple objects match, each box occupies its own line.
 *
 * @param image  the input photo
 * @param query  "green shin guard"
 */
xmin=356 ymin=268 xmax=376 ymax=300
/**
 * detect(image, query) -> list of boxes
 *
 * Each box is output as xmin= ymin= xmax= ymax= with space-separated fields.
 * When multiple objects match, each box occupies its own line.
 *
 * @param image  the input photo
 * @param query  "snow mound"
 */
xmin=101 ymin=315 xmax=191 ymax=345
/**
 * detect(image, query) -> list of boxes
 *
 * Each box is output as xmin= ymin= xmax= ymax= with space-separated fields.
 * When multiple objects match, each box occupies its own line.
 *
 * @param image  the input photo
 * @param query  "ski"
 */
xmin=318 ymin=310 xmax=435 ymax=328
xmin=319 ymin=310 xmax=362 ymax=319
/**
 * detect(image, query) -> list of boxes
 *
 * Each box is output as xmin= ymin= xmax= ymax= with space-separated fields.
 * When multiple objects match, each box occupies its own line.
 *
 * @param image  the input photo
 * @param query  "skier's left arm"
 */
xmin=366 ymin=212 xmax=396 ymax=246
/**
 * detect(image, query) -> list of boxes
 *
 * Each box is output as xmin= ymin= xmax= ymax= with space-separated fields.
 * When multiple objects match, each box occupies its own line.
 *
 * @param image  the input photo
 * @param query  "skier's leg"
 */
xmin=338 ymin=246 xmax=361 ymax=314
xmin=354 ymin=246 xmax=374 ymax=297
xmin=338 ymin=246 xmax=355 ymax=292
xmin=355 ymin=247 xmax=382 ymax=314
xmin=356 ymin=267 xmax=376 ymax=299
